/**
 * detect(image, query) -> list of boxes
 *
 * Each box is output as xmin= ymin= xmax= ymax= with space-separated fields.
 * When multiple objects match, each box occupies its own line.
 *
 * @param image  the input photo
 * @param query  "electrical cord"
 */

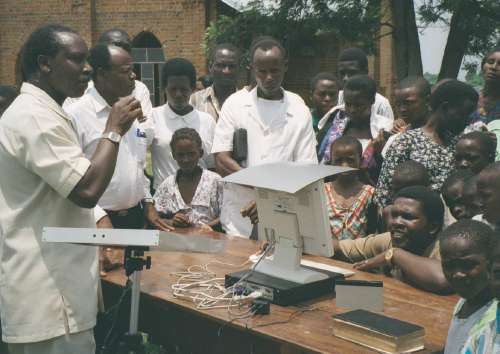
xmin=98 ymin=279 xmax=132 ymax=354
xmin=170 ymin=242 xmax=275 ymax=311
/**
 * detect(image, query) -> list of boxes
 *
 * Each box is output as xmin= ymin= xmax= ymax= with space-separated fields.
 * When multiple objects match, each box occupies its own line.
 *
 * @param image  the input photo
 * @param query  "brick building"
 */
xmin=0 ymin=0 xmax=236 ymax=105
xmin=0 ymin=0 xmax=396 ymax=105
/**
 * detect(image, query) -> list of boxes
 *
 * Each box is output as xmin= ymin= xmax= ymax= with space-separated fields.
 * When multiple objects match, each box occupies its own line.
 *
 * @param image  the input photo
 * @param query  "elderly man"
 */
xmin=64 ymin=28 xmax=153 ymax=122
xmin=212 ymin=37 xmax=318 ymax=237
xmin=65 ymin=43 xmax=169 ymax=231
xmin=190 ymin=43 xmax=240 ymax=121
xmin=0 ymin=25 xmax=141 ymax=353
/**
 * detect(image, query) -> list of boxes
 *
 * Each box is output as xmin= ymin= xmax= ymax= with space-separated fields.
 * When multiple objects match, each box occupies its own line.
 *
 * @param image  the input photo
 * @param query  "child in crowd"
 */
xmin=324 ymin=136 xmax=376 ymax=240
xmin=442 ymin=170 xmax=479 ymax=224
xmin=317 ymin=75 xmax=393 ymax=182
xmin=153 ymin=128 xmax=222 ymax=230
xmin=460 ymin=236 xmax=500 ymax=354
xmin=381 ymin=160 xmax=430 ymax=232
xmin=151 ymin=58 xmax=215 ymax=190
xmin=309 ymin=72 xmax=340 ymax=132
xmin=455 ymin=131 xmax=497 ymax=174
xmin=375 ymin=80 xmax=479 ymax=208
xmin=382 ymin=76 xmax=431 ymax=158
xmin=475 ymin=162 xmax=500 ymax=231
xmin=440 ymin=220 xmax=496 ymax=354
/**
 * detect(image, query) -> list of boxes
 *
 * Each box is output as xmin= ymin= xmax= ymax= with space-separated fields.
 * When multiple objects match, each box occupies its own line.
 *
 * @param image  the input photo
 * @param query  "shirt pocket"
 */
xmin=135 ymin=133 xmax=148 ymax=166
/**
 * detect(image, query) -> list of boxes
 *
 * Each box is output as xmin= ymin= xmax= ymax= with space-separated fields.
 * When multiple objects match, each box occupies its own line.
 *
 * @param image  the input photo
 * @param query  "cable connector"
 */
xmin=251 ymin=298 xmax=270 ymax=315
xmin=232 ymin=290 xmax=263 ymax=301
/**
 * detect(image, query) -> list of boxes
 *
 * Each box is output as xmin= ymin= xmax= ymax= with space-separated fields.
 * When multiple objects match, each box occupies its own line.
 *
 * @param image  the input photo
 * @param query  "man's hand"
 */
xmin=106 ymin=96 xmax=143 ymax=136
xmin=353 ymin=253 xmax=386 ymax=271
xmin=199 ymin=223 xmax=213 ymax=232
xmin=241 ymin=201 xmax=258 ymax=224
xmin=172 ymin=212 xmax=191 ymax=228
xmin=144 ymin=202 xmax=174 ymax=231
xmin=391 ymin=118 xmax=408 ymax=134
xmin=371 ymin=130 xmax=387 ymax=154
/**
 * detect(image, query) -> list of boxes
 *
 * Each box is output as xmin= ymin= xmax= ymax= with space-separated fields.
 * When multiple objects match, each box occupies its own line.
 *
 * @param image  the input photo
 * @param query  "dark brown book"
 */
xmin=333 ymin=309 xmax=425 ymax=353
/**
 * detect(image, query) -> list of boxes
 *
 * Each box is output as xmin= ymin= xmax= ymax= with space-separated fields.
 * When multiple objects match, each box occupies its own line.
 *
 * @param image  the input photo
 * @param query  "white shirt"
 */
xmin=65 ymin=87 xmax=152 ymax=210
xmin=0 ymin=83 xmax=98 ymax=343
xmin=151 ymin=104 xmax=216 ymax=189
xmin=212 ymin=87 xmax=318 ymax=237
xmin=64 ymin=79 xmax=153 ymax=121
xmin=338 ymin=90 xmax=394 ymax=121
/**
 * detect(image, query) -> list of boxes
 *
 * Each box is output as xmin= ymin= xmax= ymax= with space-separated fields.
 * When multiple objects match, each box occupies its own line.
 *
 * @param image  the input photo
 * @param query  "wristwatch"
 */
xmin=142 ymin=197 xmax=154 ymax=205
xmin=384 ymin=248 xmax=394 ymax=267
xmin=101 ymin=131 xmax=121 ymax=144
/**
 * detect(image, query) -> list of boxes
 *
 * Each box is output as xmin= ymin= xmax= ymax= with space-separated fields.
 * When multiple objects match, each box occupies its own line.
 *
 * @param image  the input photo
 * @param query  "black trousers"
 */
xmin=105 ymin=203 xmax=144 ymax=229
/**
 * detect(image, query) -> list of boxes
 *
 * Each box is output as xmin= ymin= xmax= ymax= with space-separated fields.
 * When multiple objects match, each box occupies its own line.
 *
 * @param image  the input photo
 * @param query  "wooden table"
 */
xmin=101 ymin=230 xmax=458 ymax=354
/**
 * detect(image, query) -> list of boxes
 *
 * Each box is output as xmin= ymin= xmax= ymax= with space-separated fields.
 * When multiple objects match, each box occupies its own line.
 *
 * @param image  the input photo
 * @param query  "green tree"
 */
xmin=418 ymin=0 xmax=500 ymax=81
xmin=204 ymin=0 xmax=382 ymax=64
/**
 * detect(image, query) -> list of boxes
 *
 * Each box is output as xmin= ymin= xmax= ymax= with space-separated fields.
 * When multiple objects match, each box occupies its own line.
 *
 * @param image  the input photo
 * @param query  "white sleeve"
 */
xmin=376 ymin=94 xmax=394 ymax=121
xmin=294 ymin=108 xmax=319 ymax=164
xmin=134 ymin=81 xmax=153 ymax=120
xmin=211 ymin=99 xmax=238 ymax=153
xmin=94 ymin=205 xmax=108 ymax=223
xmin=202 ymin=112 xmax=216 ymax=168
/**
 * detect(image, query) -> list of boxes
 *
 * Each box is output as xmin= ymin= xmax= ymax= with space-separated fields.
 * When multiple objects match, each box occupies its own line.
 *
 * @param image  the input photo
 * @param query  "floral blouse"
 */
xmin=153 ymin=169 xmax=223 ymax=225
xmin=324 ymin=183 xmax=374 ymax=240
xmin=374 ymin=128 xmax=459 ymax=207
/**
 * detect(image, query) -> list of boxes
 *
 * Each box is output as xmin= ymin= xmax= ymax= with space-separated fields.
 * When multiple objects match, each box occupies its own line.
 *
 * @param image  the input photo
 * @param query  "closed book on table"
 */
xmin=332 ymin=309 xmax=425 ymax=354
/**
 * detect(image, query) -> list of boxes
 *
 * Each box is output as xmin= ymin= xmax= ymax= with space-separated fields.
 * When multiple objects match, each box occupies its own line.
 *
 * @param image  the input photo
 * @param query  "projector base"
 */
xmin=225 ymin=267 xmax=343 ymax=306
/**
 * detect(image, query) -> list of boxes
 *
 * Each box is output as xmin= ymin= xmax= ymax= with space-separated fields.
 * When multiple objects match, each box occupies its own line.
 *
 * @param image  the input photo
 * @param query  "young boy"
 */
xmin=382 ymin=76 xmax=431 ymax=158
xmin=475 ymin=162 xmax=500 ymax=231
xmin=309 ymin=72 xmax=340 ymax=132
xmin=336 ymin=47 xmax=394 ymax=120
xmin=317 ymin=75 xmax=393 ymax=164
xmin=391 ymin=160 xmax=430 ymax=195
xmin=440 ymin=220 xmax=496 ymax=354
xmin=455 ymin=131 xmax=496 ymax=174
xmin=381 ymin=160 xmax=430 ymax=232
xmin=459 ymin=235 xmax=500 ymax=354
xmin=442 ymin=170 xmax=477 ymax=221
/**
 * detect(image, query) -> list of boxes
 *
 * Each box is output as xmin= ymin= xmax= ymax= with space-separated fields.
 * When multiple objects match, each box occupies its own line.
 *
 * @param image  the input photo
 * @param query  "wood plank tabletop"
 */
xmin=102 ymin=229 xmax=458 ymax=354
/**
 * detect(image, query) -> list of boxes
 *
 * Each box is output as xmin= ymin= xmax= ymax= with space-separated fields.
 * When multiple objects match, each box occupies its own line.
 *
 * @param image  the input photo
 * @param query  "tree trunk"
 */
xmin=391 ymin=0 xmax=423 ymax=80
xmin=437 ymin=5 xmax=474 ymax=80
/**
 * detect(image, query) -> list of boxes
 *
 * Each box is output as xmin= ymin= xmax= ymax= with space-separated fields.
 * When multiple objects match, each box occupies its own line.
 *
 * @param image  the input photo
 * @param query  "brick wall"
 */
xmin=0 ymin=0 xmax=396 ymax=104
xmin=0 ymin=0 xmax=210 ymax=86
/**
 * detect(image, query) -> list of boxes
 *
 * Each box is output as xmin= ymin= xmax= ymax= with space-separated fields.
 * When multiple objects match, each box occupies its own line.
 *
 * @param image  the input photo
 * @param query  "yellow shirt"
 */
xmin=338 ymin=232 xmax=440 ymax=280
xmin=0 ymin=83 xmax=98 ymax=343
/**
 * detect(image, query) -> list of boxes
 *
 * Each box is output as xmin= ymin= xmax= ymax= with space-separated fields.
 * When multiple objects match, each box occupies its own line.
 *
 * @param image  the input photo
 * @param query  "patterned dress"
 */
xmin=374 ymin=128 xmax=459 ymax=207
xmin=153 ymin=169 xmax=223 ymax=225
xmin=324 ymin=183 xmax=375 ymax=240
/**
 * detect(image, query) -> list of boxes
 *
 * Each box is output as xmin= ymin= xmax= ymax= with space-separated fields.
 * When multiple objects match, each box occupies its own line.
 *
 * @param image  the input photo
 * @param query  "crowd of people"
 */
xmin=0 ymin=22 xmax=499 ymax=353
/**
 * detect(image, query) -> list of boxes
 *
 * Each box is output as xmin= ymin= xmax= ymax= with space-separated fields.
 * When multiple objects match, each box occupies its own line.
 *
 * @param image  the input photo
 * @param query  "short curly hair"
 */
xmin=170 ymin=127 xmax=202 ymax=152
xmin=161 ymin=58 xmax=197 ymax=89
xmin=21 ymin=24 xmax=78 ymax=81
